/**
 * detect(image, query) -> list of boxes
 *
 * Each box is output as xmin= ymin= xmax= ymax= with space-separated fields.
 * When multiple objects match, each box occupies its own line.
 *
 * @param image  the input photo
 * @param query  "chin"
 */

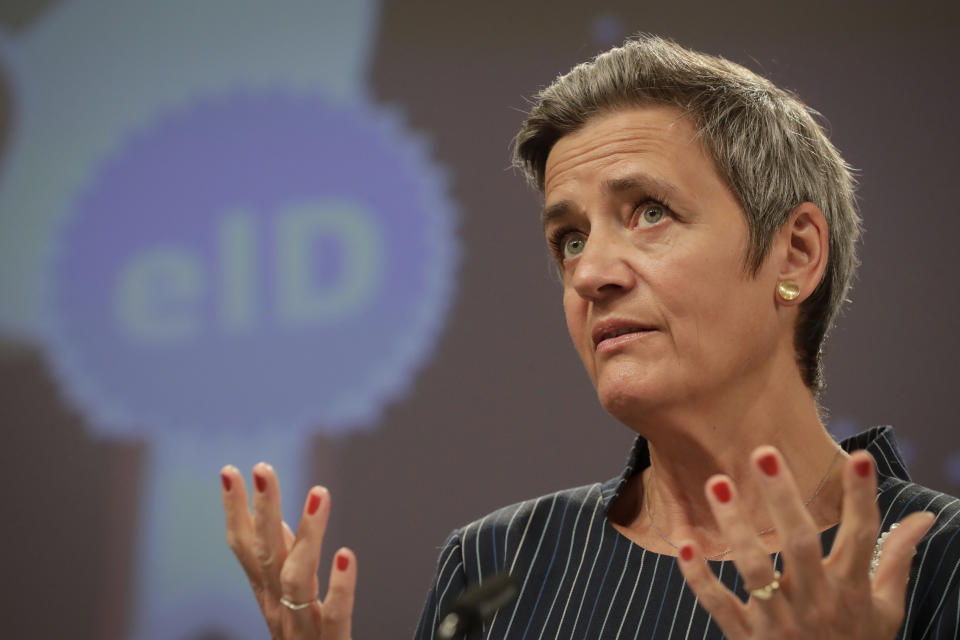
xmin=594 ymin=367 xmax=669 ymax=424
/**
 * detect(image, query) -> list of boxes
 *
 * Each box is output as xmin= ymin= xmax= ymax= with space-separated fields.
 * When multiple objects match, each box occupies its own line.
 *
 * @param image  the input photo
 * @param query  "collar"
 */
xmin=600 ymin=425 xmax=911 ymax=510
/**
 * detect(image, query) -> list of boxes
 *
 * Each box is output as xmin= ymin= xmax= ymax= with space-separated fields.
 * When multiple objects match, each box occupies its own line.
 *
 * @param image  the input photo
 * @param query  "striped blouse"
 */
xmin=415 ymin=427 xmax=960 ymax=639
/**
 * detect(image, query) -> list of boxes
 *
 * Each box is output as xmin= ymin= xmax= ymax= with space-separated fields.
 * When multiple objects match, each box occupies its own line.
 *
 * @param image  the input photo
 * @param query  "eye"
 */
xmin=638 ymin=203 xmax=666 ymax=226
xmin=562 ymin=233 xmax=586 ymax=260
xmin=547 ymin=226 xmax=587 ymax=264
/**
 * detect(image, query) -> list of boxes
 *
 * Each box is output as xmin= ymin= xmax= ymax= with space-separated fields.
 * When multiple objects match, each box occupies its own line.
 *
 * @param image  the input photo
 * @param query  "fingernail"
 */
xmin=220 ymin=472 xmax=232 ymax=491
xmin=336 ymin=554 xmax=349 ymax=571
xmin=680 ymin=544 xmax=694 ymax=562
xmin=254 ymin=472 xmax=266 ymax=493
xmin=711 ymin=480 xmax=732 ymax=504
xmin=307 ymin=492 xmax=321 ymax=515
xmin=757 ymin=453 xmax=778 ymax=477
xmin=854 ymin=458 xmax=872 ymax=478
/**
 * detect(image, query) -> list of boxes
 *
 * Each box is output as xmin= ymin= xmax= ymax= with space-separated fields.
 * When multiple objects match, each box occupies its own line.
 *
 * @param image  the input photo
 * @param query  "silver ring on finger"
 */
xmin=748 ymin=571 xmax=782 ymax=601
xmin=280 ymin=595 xmax=316 ymax=611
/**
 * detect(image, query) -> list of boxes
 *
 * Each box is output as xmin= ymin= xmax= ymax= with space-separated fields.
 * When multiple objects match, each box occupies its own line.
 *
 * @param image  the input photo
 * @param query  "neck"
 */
xmin=608 ymin=365 xmax=846 ymax=558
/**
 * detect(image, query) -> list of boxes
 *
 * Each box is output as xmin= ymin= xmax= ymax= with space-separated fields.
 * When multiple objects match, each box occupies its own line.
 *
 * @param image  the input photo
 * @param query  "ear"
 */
xmin=775 ymin=202 xmax=828 ymax=306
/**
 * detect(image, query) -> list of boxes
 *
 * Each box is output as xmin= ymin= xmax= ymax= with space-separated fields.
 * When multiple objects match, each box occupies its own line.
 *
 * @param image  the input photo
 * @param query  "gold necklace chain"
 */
xmin=644 ymin=448 xmax=844 ymax=561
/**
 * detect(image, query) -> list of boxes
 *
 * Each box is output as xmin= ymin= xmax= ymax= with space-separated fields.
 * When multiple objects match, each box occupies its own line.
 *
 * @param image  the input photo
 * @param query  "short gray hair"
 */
xmin=513 ymin=35 xmax=861 ymax=393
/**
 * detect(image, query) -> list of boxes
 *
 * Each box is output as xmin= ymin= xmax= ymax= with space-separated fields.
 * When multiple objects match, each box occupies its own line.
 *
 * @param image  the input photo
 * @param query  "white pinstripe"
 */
xmin=878 ymin=483 xmax=912 ymax=527
xmin=552 ymin=492 xmax=603 ymax=640
xmin=872 ymin=440 xmax=897 ymax=476
xmin=485 ymin=496 xmax=545 ymax=639
xmin=597 ymin=544 xmax=634 ymax=637
xmin=908 ymin=499 xmax=960 ymax=636
xmin=919 ymin=544 xmax=960 ymax=639
xmin=500 ymin=496 xmax=559 ymax=639
xmin=891 ymin=496 xmax=944 ymax=629
xmin=682 ymin=595 xmax=699 ymax=639
xmin=431 ymin=542 xmax=462 ymax=639
xmin=614 ymin=549 xmax=647 ymax=640
xmin=432 ymin=561 xmax=464 ymax=640
xmin=699 ymin=561 xmax=724 ymax=640
xmin=631 ymin=554 xmax=662 ymax=640
xmin=666 ymin=561 xmax=686 ymax=638
xmin=955 ymin=585 xmax=960 ymax=638
xmin=535 ymin=488 xmax=589 ymax=640
xmin=436 ymin=542 xmax=461 ymax=585
xmin=568 ymin=507 xmax=609 ymax=636
xmin=503 ymin=503 xmax=525 ymax=568
xmin=438 ymin=562 xmax=464 ymax=605
xmin=509 ymin=498 xmax=546 ymax=575
xmin=475 ymin=513 xmax=490 ymax=585
xmin=458 ymin=521 xmax=478 ymax=635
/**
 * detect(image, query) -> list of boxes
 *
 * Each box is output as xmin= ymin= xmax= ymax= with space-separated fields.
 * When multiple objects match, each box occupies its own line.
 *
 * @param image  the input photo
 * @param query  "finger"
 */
xmin=283 ymin=520 xmax=295 ymax=551
xmin=751 ymin=447 xmax=829 ymax=605
xmin=676 ymin=540 xmax=749 ymax=638
xmin=220 ymin=465 xmax=261 ymax=586
xmin=827 ymin=451 xmax=881 ymax=581
xmin=279 ymin=487 xmax=329 ymax=637
xmin=705 ymin=475 xmax=777 ymax=595
xmin=252 ymin=462 xmax=288 ymax=600
xmin=872 ymin=511 xmax=936 ymax=614
xmin=321 ymin=548 xmax=357 ymax=640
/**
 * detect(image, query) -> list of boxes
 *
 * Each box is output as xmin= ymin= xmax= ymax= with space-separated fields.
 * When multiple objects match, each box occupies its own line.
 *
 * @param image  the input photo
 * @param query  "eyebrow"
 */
xmin=541 ymin=174 xmax=679 ymax=230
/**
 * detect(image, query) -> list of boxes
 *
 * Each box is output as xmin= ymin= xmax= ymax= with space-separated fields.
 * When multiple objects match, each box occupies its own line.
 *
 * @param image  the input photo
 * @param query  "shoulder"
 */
xmin=851 ymin=425 xmax=960 ymax=554
xmin=877 ymin=478 xmax=960 ymax=636
xmin=460 ymin=482 xmax=608 ymax=549
xmin=877 ymin=477 xmax=960 ymax=535
xmin=449 ymin=481 xmax=611 ymax=583
xmin=417 ymin=482 xmax=614 ymax=637
xmin=877 ymin=477 xmax=960 ymax=574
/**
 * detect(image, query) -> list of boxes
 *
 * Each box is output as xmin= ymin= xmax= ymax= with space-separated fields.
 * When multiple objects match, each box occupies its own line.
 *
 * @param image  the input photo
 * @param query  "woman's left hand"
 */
xmin=676 ymin=448 xmax=936 ymax=639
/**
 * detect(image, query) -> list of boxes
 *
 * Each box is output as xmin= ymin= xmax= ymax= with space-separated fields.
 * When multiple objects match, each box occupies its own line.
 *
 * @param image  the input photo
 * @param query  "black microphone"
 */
xmin=436 ymin=572 xmax=519 ymax=639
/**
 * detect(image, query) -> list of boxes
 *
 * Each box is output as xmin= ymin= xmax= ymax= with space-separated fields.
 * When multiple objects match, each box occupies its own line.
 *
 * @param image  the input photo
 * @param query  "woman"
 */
xmin=219 ymin=36 xmax=960 ymax=639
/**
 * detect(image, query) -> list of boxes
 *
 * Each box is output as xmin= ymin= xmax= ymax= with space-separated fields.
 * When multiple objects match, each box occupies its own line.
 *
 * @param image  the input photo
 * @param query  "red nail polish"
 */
xmin=854 ymin=459 xmax=872 ymax=478
xmin=221 ymin=472 xmax=232 ymax=491
xmin=254 ymin=472 xmax=266 ymax=493
xmin=712 ymin=481 xmax=732 ymax=503
xmin=680 ymin=545 xmax=694 ymax=562
xmin=758 ymin=453 xmax=778 ymax=477
xmin=336 ymin=554 xmax=349 ymax=571
xmin=307 ymin=493 xmax=321 ymax=515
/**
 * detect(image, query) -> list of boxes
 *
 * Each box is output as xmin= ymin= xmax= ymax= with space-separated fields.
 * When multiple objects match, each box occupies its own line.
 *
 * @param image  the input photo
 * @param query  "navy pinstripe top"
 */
xmin=415 ymin=427 xmax=960 ymax=639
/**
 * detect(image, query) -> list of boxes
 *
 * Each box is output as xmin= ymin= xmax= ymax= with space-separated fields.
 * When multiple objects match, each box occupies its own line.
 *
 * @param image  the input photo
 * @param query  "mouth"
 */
xmin=592 ymin=321 xmax=658 ymax=350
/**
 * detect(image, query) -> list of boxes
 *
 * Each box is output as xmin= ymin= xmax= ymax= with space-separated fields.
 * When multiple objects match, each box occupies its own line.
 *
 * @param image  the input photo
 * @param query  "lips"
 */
xmin=592 ymin=320 xmax=657 ymax=349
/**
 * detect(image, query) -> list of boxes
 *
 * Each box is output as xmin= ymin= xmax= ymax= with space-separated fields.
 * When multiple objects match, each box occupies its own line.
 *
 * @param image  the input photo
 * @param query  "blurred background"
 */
xmin=1 ymin=1 xmax=958 ymax=638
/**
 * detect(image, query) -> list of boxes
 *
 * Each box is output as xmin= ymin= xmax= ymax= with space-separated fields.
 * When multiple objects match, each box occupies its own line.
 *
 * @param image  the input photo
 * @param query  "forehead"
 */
xmin=543 ymin=105 xmax=713 ymax=199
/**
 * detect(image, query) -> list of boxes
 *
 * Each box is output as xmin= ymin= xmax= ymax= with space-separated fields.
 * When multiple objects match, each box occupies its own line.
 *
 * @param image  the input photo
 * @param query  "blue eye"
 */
xmin=563 ymin=233 xmax=586 ymax=259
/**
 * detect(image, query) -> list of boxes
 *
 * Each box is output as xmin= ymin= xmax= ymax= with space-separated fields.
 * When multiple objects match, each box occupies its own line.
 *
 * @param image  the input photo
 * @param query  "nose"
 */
xmin=569 ymin=229 xmax=636 ymax=301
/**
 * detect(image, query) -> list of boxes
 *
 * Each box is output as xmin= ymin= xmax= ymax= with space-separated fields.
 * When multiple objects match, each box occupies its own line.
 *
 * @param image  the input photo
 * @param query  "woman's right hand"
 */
xmin=220 ymin=462 xmax=357 ymax=639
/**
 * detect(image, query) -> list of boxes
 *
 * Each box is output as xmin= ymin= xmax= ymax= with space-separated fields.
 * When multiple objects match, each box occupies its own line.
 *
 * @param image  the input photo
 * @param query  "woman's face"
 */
xmin=543 ymin=106 xmax=786 ymax=422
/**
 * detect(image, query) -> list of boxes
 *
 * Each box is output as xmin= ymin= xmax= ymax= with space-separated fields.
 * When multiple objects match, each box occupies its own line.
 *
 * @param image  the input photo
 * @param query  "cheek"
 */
xmin=562 ymin=285 xmax=581 ymax=326
xmin=656 ymin=253 xmax=758 ymax=345
xmin=562 ymin=288 xmax=596 ymax=366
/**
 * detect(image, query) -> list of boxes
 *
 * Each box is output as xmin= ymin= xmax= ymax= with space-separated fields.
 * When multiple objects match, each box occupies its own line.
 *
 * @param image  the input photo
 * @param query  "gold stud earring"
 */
xmin=777 ymin=280 xmax=800 ymax=301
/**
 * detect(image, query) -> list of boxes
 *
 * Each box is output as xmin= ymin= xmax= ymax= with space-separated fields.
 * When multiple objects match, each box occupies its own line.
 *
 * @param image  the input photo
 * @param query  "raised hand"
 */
xmin=677 ymin=448 xmax=935 ymax=639
xmin=220 ymin=463 xmax=357 ymax=639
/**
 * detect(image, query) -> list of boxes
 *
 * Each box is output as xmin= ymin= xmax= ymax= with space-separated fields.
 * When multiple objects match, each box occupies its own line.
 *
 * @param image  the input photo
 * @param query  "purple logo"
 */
xmin=47 ymin=91 xmax=457 ymax=437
